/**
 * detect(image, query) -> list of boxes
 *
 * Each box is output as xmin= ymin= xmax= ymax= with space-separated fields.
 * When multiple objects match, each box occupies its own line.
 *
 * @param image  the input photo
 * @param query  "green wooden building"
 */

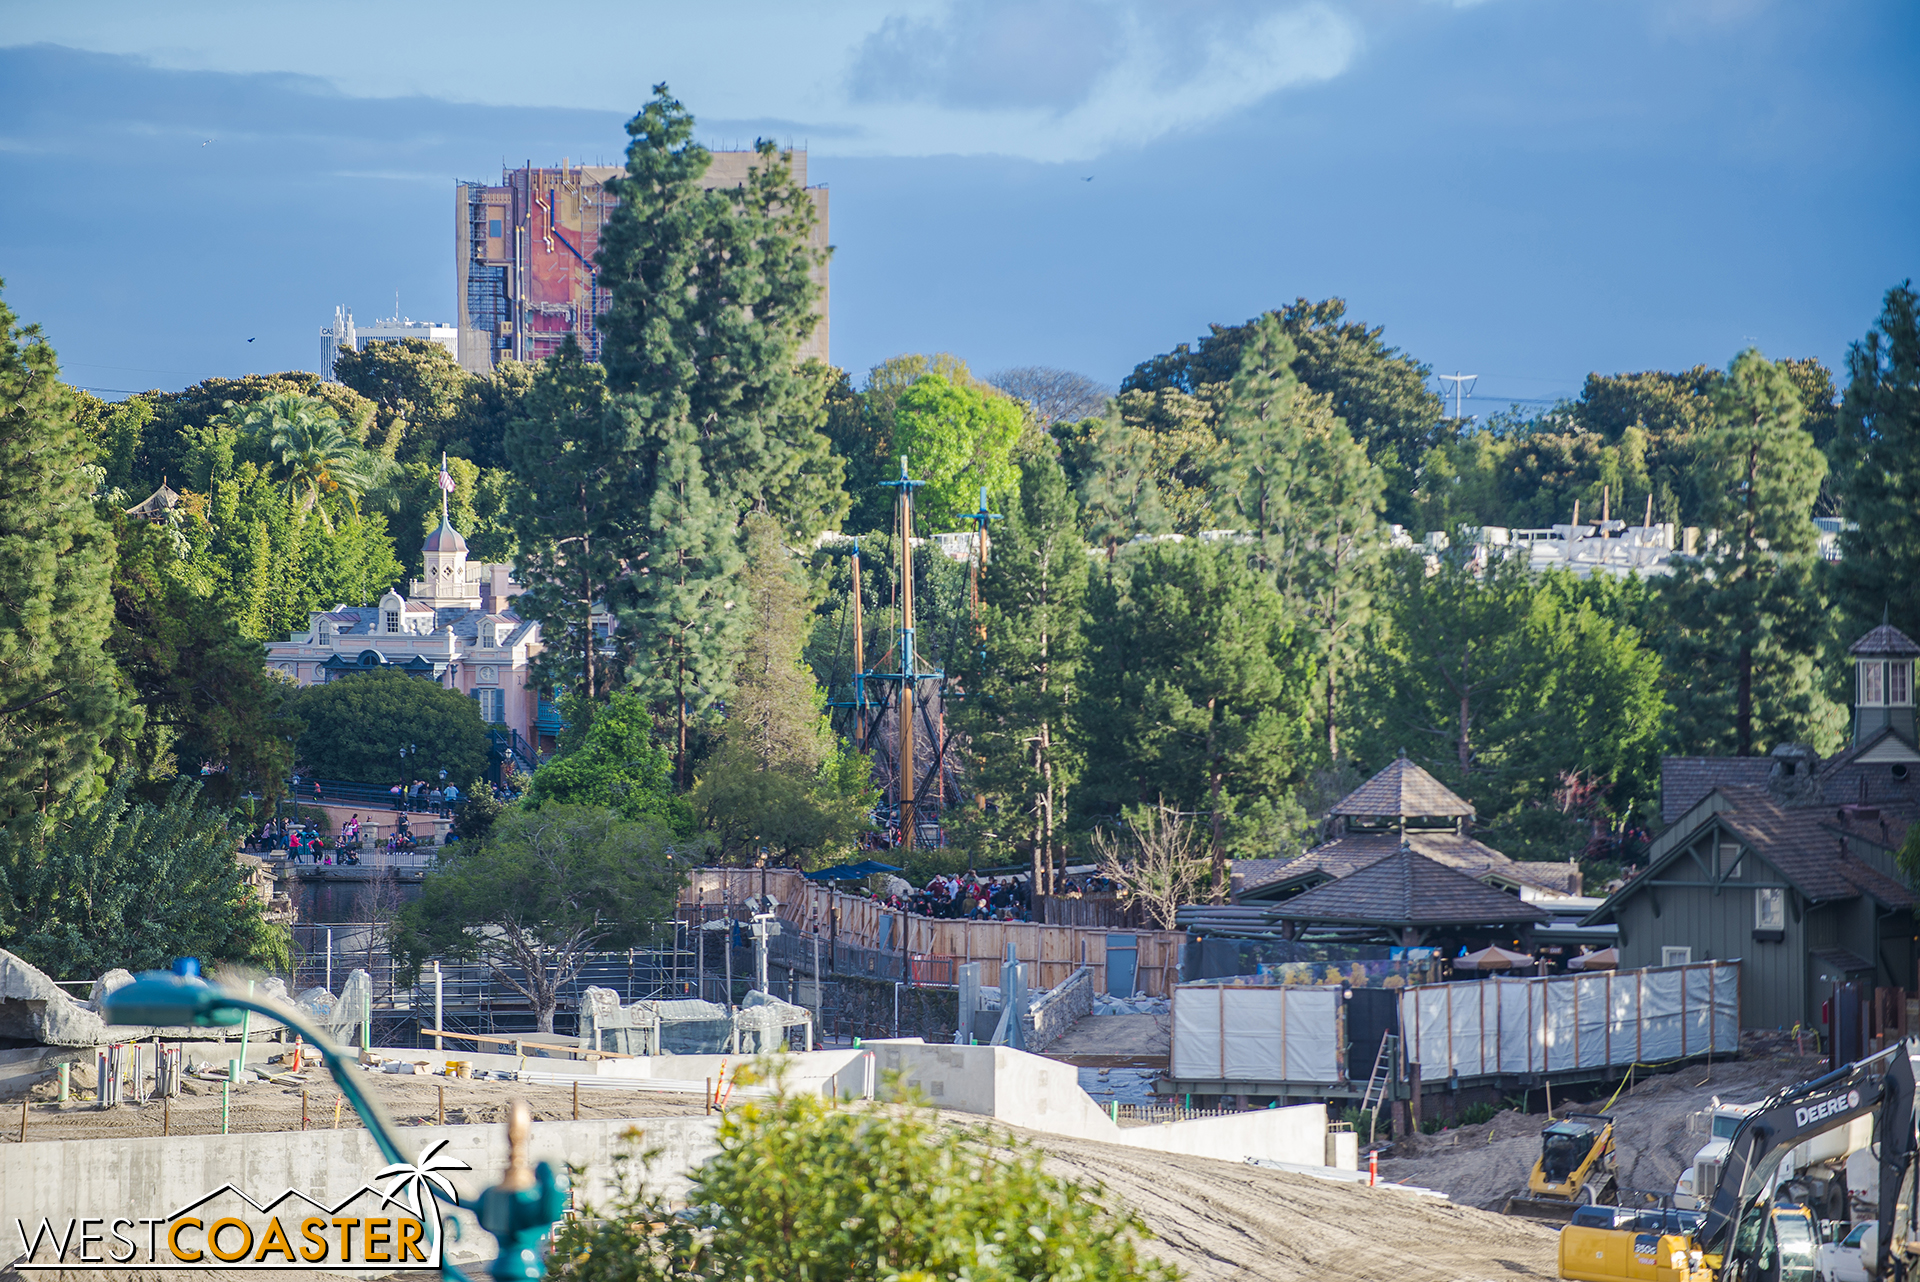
xmin=1582 ymin=624 xmax=1920 ymax=1028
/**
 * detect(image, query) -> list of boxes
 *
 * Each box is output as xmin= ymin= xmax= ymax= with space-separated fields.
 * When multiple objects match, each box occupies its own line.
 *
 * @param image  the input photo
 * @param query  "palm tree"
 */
xmin=232 ymin=394 xmax=376 ymax=526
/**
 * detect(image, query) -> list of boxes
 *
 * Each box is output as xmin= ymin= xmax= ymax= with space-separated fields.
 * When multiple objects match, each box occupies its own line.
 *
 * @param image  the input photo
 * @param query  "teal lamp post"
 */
xmin=103 ymin=958 xmax=564 ymax=1282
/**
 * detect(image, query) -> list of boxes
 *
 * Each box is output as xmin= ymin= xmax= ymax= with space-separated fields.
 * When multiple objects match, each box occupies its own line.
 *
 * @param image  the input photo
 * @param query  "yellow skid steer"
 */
xmin=1504 ymin=1112 xmax=1619 ymax=1222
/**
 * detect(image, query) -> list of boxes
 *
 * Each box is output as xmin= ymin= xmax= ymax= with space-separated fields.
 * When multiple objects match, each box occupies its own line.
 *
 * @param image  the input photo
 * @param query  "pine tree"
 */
xmin=623 ymin=413 xmax=744 ymax=787
xmin=962 ymin=452 xmax=1090 ymax=894
xmin=728 ymin=514 xmax=832 ymax=773
xmin=506 ymin=340 xmax=644 ymax=703
xmin=1211 ymin=314 xmax=1385 ymax=759
xmin=1073 ymin=413 xmax=1167 ymax=576
xmin=1077 ymin=541 xmax=1313 ymax=902
xmin=0 ymin=287 xmax=137 ymax=830
xmin=691 ymin=515 xmax=871 ymax=867
xmin=1833 ymin=282 xmax=1920 ymax=639
xmin=1663 ymin=348 xmax=1831 ymax=755
xmin=595 ymin=85 xmax=830 ymax=525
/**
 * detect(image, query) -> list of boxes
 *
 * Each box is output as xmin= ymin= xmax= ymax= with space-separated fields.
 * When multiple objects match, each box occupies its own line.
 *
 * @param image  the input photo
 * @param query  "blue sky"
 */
xmin=1 ymin=0 xmax=1915 ymax=412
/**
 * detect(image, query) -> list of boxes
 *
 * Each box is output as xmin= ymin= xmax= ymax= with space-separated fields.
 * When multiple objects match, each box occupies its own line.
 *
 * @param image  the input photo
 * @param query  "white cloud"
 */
xmin=5 ymin=0 xmax=1365 ymax=161
xmin=826 ymin=1 xmax=1361 ymax=159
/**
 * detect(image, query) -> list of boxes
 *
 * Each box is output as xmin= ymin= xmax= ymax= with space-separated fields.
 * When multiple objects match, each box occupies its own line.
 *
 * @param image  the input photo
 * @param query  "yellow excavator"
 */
xmin=1506 ymin=1112 xmax=1621 ymax=1222
xmin=1559 ymin=1042 xmax=1920 ymax=1282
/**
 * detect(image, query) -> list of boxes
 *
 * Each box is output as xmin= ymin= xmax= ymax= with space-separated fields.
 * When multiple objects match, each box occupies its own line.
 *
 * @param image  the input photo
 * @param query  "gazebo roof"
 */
xmin=125 ymin=482 xmax=180 ymax=521
xmin=1267 ymin=848 xmax=1548 ymax=929
xmin=1850 ymin=624 xmax=1920 ymax=658
xmin=1329 ymin=755 xmax=1475 ymax=819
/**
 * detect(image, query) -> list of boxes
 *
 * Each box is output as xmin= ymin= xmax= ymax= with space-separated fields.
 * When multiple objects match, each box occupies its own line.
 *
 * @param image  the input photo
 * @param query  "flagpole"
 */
xmin=440 ymin=451 xmax=451 ymax=524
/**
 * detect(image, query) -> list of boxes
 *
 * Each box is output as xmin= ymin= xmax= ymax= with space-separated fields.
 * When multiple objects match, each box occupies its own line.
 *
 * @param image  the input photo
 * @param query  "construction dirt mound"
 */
xmin=1380 ymin=1043 xmax=1824 ymax=1212
xmin=1031 ymin=1129 xmax=1561 ymax=1281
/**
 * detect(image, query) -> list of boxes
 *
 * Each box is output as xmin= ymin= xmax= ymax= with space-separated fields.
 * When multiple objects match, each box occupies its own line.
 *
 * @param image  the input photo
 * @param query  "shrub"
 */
xmin=554 ymin=1077 xmax=1180 ymax=1282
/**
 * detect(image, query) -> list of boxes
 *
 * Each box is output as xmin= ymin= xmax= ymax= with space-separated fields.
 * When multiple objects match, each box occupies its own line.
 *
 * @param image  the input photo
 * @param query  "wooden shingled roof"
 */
xmin=1267 ymin=848 xmax=1549 ymax=928
xmin=1329 ymin=755 xmax=1475 ymax=819
xmin=1850 ymin=624 xmax=1920 ymax=657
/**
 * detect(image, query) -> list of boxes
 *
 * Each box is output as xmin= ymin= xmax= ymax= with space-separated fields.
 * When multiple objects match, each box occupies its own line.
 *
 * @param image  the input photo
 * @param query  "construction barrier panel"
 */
xmin=1170 ymin=984 xmax=1344 ymax=1084
xmin=1399 ymin=961 xmax=1740 ymax=1079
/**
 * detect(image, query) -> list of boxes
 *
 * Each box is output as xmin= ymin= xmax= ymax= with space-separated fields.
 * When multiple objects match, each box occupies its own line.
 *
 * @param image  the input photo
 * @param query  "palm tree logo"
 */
xmin=373 ymin=1139 xmax=470 ymax=1254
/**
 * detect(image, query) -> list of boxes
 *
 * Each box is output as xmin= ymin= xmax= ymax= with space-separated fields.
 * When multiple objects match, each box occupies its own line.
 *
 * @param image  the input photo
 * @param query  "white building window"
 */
xmin=472 ymin=688 xmax=506 ymax=724
xmin=385 ymin=610 xmax=400 ymax=634
xmin=1755 ymin=887 xmax=1785 ymax=932
xmin=1893 ymin=660 xmax=1912 ymax=706
xmin=1661 ymin=946 xmax=1693 ymax=967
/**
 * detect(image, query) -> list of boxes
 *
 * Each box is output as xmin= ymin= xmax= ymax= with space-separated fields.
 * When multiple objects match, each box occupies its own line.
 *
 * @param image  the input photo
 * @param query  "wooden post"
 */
xmin=898 ymin=471 xmax=917 ymax=855
xmin=163 ymin=1098 xmax=170 ymax=1137
xmin=437 ymin=1085 xmax=444 ymax=1126
xmin=851 ymin=545 xmax=866 ymax=751
xmin=18 ymin=1099 xmax=25 ymax=1143
xmin=572 ymin=1079 xmax=580 ymax=1121
xmin=302 ymin=1090 xmax=309 ymax=1131
xmin=1407 ymin=1061 xmax=1422 ymax=1133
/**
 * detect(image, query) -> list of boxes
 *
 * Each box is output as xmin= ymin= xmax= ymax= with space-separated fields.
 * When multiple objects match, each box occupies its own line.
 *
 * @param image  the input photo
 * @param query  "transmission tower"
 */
xmin=1438 ymin=372 xmax=1478 ymax=422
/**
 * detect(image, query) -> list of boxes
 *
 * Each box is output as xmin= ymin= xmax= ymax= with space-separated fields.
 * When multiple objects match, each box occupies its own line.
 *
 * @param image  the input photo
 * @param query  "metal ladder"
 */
xmin=1360 ymin=1032 xmax=1399 ymax=1143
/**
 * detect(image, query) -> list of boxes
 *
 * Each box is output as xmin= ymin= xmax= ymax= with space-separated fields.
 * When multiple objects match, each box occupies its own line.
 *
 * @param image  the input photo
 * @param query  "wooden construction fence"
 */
xmin=683 ymin=869 xmax=1185 ymax=997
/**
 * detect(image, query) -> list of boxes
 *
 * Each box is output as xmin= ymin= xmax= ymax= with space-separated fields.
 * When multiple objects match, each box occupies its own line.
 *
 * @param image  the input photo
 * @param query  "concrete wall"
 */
xmin=1 ymin=1115 xmax=721 ymax=1269
xmin=867 ymin=1040 xmax=1332 ymax=1167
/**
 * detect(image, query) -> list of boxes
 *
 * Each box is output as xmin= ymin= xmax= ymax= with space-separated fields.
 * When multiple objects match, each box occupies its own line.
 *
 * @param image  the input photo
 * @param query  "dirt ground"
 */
xmin=1380 ymin=1040 xmax=1825 ymax=1211
xmin=8 ymin=1066 xmax=709 ymax=1142
xmin=1032 ymin=1129 xmax=1562 ymax=1281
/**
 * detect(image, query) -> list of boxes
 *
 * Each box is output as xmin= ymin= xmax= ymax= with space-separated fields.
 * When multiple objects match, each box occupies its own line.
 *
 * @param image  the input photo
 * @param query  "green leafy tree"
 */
xmin=830 ymin=353 xmax=990 ymax=533
xmin=1077 ymin=541 xmax=1314 ymax=899
xmin=461 ymin=357 xmax=537 ymax=472
xmin=0 ymin=777 xmax=290 ymax=976
xmin=1104 ymin=385 xmax=1230 ymax=535
xmin=1663 ymin=349 xmax=1831 ymax=756
xmin=552 ymin=1081 xmax=1179 ymax=1282
xmin=107 ymin=515 xmax=297 ymax=806
xmin=328 ymin=337 xmax=475 ymax=464
xmin=505 ymin=341 xmax=641 ymax=704
xmin=960 ymin=451 xmax=1089 ymax=892
xmin=1351 ymin=551 xmax=1670 ymax=848
xmin=0 ymin=288 xmax=138 ymax=831
xmin=527 ymin=688 xmax=683 ymax=830
xmin=1833 ymin=282 xmax=1920 ymax=640
xmin=78 ymin=391 xmax=156 ymax=498
xmin=1124 ymin=297 xmax=1442 ymax=522
xmin=131 ymin=373 xmax=376 ymax=494
xmin=888 ymin=373 xmax=1026 ymax=531
xmin=285 ymin=668 xmax=489 ymax=788
xmin=391 ymin=803 xmax=686 ymax=1032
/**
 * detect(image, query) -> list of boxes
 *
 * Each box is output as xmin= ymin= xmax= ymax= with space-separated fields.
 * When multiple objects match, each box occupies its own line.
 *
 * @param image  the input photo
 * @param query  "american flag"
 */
xmin=438 ymin=452 xmax=456 ymax=494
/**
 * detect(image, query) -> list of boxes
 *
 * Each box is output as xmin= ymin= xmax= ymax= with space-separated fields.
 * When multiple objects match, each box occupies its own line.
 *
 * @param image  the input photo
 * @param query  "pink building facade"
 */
xmin=264 ymin=519 xmax=557 ymax=760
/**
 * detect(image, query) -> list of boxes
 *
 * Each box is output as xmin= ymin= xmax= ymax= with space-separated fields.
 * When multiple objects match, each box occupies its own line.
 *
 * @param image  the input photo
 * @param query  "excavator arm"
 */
xmin=1697 ymin=1043 xmax=1914 ymax=1271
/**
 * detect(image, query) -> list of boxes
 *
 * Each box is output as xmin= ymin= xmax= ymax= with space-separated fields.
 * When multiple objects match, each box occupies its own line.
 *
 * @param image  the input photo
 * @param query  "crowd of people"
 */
xmin=846 ymin=870 xmax=1127 ymax=923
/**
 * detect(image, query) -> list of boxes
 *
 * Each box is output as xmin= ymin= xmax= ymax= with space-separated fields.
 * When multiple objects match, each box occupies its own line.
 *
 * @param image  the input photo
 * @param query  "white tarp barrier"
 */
xmin=1401 ymin=962 xmax=1738 ymax=1079
xmin=1170 ymin=984 xmax=1342 ymax=1083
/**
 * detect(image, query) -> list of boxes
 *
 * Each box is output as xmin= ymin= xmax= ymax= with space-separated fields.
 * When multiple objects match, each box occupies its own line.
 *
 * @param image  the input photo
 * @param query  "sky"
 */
xmin=1 ymin=0 xmax=1915 ymax=414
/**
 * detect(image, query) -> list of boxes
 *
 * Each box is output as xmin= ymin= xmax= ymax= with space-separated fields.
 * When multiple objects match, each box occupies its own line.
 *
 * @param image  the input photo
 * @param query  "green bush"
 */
xmin=1458 ymin=1101 xmax=1501 ymax=1126
xmin=286 ymin=668 xmax=488 ymax=787
xmin=554 ymin=1076 xmax=1180 ymax=1282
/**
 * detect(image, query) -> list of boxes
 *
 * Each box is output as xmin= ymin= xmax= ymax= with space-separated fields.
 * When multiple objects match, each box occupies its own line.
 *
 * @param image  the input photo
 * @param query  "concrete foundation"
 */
xmin=867 ymin=1040 xmax=1342 ymax=1168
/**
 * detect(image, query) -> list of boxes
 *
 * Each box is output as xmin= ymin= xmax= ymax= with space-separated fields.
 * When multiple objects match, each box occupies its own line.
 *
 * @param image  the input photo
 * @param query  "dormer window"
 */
xmin=479 ymin=622 xmax=497 ymax=647
xmin=384 ymin=609 xmax=400 ymax=634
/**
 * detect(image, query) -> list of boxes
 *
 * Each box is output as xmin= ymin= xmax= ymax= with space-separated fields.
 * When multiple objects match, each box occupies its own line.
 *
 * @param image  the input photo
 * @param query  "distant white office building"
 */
xmin=320 ymin=306 xmax=459 ymax=381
